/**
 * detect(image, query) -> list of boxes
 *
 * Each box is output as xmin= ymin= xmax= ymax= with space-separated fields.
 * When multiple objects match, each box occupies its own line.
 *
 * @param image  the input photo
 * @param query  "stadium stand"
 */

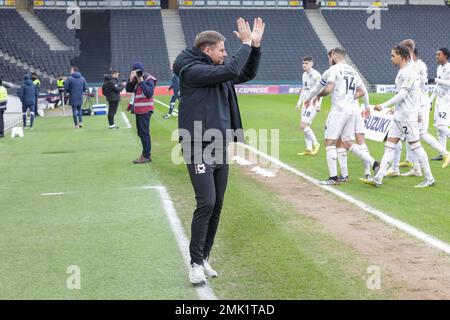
xmin=0 ymin=8 xmax=171 ymax=85
xmin=0 ymin=58 xmax=28 ymax=85
xmin=70 ymin=10 xmax=112 ymax=82
xmin=0 ymin=57 xmax=51 ymax=91
xmin=35 ymin=9 xmax=81 ymax=50
xmin=110 ymin=9 xmax=171 ymax=82
xmin=179 ymin=9 xmax=328 ymax=82
xmin=322 ymin=5 xmax=450 ymax=84
xmin=0 ymin=8 xmax=76 ymax=87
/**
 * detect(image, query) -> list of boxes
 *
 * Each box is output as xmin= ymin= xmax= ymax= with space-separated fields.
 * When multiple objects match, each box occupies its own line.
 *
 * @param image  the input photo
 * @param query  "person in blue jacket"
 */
xmin=17 ymin=74 xmax=38 ymax=129
xmin=64 ymin=67 xmax=88 ymax=128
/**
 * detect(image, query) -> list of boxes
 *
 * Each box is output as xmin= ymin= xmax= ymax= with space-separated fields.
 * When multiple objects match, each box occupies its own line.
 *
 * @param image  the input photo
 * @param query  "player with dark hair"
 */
xmin=295 ymin=56 xmax=322 ymax=156
xmin=430 ymin=48 xmax=450 ymax=162
xmin=361 ymin=44 xmax=435 ymax=188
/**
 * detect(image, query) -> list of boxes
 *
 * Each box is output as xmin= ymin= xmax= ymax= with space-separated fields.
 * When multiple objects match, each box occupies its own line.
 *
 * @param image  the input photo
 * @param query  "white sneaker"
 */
xmin=401 ymin=169 xmax=422 ymax=177
xmin=386 ymin=168 xmax=400 ymax=177
xmin=360 ymin=176 xmax=382 ymax=187
xmin=203 ymin=259 xmax=218 ymax=278
xmin=414 ymin=179 xmax=435 ymax=188
xmin=189 ymin=263 xmax=207 ymax=285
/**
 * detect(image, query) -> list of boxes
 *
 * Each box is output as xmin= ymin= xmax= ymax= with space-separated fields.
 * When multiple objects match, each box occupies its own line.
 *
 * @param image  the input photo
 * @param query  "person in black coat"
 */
xmin=173 ymin=17 xmax=265 ymax=285
xmin=102 ymin=70 xmax=125 ymax=129
xmin=18 ymin=74 xmax=38 ymax=129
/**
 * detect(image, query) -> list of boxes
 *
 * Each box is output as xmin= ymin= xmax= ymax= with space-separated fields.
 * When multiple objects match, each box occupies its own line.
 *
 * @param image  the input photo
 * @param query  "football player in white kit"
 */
xmin=361 ymin=44 xmax=435 ymax=188
xmin=430 ymin=48 xmax=450 ymax=163
xmin=305 ymin=48 xmax=379 ymax=185
xmin=387 ymin=42 xmax=450 ymax=177
xmin=334 ymin=85 xmax=373 ymax=182
xmin=296 ymin=56 xmax=322 ymax=156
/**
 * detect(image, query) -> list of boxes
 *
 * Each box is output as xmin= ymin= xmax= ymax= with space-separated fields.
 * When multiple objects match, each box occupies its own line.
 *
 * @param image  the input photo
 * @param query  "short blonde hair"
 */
xmin=194 ymin=31 xmax=226 ymax=50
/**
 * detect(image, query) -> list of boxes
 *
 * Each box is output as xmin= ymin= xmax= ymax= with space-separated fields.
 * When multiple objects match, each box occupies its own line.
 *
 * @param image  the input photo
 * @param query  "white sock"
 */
xmin=337 ymin=148 xmax=348 ymax=177
xmin=438 ymin=126 xmax=450 ymax=139
xmin=438 ymin=129 xmax=447 ymax=153
xmin=375 ymin=141 xmax=397 ymax=180
xmin=304 ymin=137 xmax=312 ymax=151
xmin=410 ymin=142 xmax=434 ymax=181
xmin=349 ymin=143 xmax=375 ymax=166
xmin=392 ymin=141 xmax=402 ymax=172
xmin=304 ymin=127 xmax=319 ymax=147
xmin=405 ymin=142 xmax=412 ymax=163
xmin=359 ymin=143 xmax=372 ymax=175
xmin=409 ymin=150 xmax=421 ymax=173
xmin=421 ymin=133 xmax=448 ymax=155
xmin=326 ymin=146 xmax=338 ymax=178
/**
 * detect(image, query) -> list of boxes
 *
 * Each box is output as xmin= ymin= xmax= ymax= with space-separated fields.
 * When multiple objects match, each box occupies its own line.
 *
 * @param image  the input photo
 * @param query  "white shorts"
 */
xmin=300 ymin=98 xmax=322 ymax=125
xmin=419 ymin=104 xmax=430 ymax=133
xmin=354 ymin=111 xmax=365 ymax=134
xmin=435 ymin=102 xmax=450 ymax=127
xmin=325 ymin=113 xmax=355 ymax=141
xmin=388 ymin=120 xmax=420 ymax=142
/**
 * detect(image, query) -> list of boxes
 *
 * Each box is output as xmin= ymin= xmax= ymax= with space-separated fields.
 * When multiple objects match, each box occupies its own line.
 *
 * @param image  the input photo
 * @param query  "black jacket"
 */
xmin=173 ymin=44 xmax=261 ymax=144
xmin=102 ymin=75 xmax=124 ymax=102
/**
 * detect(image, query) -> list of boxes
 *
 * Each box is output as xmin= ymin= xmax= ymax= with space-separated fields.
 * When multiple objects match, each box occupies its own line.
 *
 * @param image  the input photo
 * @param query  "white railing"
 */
xmin=178 ymin=0 xmax=304 ymax=8
xmin=32 ymin=0 xmax=161 ymax=7
xmin=319 ymin=1 xmax=410 ymax=8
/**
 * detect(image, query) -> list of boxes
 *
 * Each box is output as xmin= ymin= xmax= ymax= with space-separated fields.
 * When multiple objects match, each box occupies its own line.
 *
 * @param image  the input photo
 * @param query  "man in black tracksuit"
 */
xmin=102 ymin=70 xmax=125 ymax=129
xmin=173 ymin=17 xmax=265 ymax=285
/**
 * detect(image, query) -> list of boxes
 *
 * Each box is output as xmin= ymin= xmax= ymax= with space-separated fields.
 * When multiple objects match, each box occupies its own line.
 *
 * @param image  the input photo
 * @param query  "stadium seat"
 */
xmin=179 ymin=9 xmax=329 ymax=82
xmin=322 ymin=5 xmax=450 ymax=84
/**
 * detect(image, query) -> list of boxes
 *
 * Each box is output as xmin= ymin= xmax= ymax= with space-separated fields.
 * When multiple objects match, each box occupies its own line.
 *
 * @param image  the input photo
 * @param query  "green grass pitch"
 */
xmin=0 ymin=93 xmax=447 ymax=299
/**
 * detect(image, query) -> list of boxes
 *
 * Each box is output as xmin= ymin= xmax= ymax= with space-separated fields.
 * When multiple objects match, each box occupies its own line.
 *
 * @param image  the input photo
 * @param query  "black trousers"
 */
xmin=135 ymin=111 xmax=152 ymax=159
xmin=0 ymin=109 xmax=4 ymax=136
xmin=187 ymin=160 xmax=229 ymax=266
xmin=108 ymin=100 xmax=119 ymax=126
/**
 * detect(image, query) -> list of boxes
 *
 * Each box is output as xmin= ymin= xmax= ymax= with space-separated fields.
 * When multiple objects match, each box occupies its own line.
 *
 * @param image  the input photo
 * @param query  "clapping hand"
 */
xmin=251 ymin=17 xmax=265 ymax=48
xmin=233 ymin=17 xmax=252 ymax=46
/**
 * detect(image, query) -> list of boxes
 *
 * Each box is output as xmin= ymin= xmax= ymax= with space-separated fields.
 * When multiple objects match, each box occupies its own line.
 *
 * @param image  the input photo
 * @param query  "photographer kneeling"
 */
xmin=126 ymin=62 xmax=157 ymax=164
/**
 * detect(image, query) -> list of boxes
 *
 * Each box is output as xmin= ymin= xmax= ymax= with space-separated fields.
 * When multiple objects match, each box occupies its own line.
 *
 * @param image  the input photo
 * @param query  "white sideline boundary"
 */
xmin=41 ymin=192 xmax=65 ymax=196
xmin=141 ymin=186 xmax=218 ymax=300
xmin=39 ymin=185 xmax=218 ymax=299
xmin=237 ymin=142 xmax=450 ymax=256
xmin=121 ymin=112 xmax=132 ymax=128
xmin=154 ymin=99 xmax=179 ymax=116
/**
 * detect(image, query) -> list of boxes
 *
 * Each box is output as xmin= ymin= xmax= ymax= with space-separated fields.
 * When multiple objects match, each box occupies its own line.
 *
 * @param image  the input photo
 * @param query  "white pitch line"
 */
xmin=142 ymin=186 xmax=218 ymax=300
xmin=41 ymin=192 xmax=65 ymax=196
xmin=121 ymin=112 xmax=132 ymax=128
xmin=154 ymin=99 xmax=178 ymax=116
xmin=237 ymin=142 xmax=450 ymax=256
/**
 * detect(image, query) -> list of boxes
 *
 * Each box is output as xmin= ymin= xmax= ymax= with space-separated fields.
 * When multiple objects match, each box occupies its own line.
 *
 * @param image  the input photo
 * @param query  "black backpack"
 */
xmin=102 ymin=81 xmax=111 ymax=99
